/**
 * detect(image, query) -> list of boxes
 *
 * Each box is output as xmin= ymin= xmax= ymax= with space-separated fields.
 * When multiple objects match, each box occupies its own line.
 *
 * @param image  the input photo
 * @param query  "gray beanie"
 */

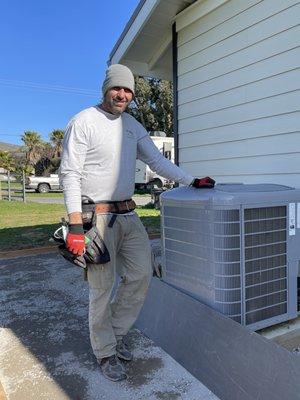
xmin=102 ymin=64 xmax=135 ymax=96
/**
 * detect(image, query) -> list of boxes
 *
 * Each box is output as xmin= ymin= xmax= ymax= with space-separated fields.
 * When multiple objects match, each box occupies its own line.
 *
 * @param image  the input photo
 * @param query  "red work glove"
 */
xmin=191 ymin=177 xmax=215 ymax=189
xmin=66 ymin=224 xmax=85 ymax=256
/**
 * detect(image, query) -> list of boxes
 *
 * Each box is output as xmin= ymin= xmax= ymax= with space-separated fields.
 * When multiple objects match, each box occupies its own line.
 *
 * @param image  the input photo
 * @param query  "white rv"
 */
xmin=135 ymin=132 xmax=174 ymax=190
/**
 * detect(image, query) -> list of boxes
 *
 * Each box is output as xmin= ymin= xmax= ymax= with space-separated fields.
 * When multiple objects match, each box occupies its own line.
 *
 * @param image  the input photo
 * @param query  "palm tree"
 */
xmin=21 ymin=131 xmax=43 ymax=165
xmin=50 ymin=129 xmax=64 ymax=158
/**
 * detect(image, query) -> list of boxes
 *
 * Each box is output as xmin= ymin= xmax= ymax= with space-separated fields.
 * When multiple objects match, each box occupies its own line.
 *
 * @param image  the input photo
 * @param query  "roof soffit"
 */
xmin=110 ymin=0 xmax=195 ymax=78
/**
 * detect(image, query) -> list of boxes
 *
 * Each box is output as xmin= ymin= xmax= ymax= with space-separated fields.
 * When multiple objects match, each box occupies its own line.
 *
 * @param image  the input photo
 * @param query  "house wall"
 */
xmin=176 ymin=0 xmax=300 ymax=186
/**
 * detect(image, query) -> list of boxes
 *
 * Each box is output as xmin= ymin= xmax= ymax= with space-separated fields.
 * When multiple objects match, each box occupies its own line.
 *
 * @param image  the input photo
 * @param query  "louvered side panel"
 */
xmin=213 ymin=209 xmax=241 ymax=323
xmin=162 ymin=205 xmax=215 ymax=307
xmin=243 ymin=206 xmax=287 ymax=326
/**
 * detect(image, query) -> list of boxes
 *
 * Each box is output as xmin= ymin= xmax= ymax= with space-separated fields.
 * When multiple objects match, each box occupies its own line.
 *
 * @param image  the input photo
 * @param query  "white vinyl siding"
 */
xmin=176 ymin=0 xmax=300 ymax=186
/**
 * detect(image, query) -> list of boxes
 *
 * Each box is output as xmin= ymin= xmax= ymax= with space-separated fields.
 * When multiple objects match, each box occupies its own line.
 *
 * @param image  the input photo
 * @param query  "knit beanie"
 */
xmin=102 ymin=64 xmax=135 ymax=96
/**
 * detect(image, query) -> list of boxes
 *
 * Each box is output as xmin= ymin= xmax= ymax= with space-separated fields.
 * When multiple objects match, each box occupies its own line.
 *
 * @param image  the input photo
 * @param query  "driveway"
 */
xmin=0 ymin=251 xmax=218 ymax=400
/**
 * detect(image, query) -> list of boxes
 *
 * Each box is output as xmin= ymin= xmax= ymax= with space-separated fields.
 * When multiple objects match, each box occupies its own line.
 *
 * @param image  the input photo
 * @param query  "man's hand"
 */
xmin=66 ymin=224 xmax=85 ymax=256
xmin=191 ymin=177 xmax=215 ymax=189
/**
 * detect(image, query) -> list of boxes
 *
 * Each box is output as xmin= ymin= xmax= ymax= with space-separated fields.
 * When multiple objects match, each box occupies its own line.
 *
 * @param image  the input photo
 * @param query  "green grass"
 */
xmin=133 ymin=189 xmax=151 ymax=196
xmin=0 ymin=200 xmax=160 ymax=251
xmin=0 ymin=201 xmax=66 ymax=251
xmin=136 ymin=205 xmax=161 ymax=235
xmin=26 ymin=191 xmax=64 ymax=197
xmin=0 ymin=182 xmax=22 ymax=190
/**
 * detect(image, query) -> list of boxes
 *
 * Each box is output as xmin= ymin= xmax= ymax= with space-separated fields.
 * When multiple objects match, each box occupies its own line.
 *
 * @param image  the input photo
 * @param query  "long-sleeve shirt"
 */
xmin=59 ymin=105 xmax=194 ymax=214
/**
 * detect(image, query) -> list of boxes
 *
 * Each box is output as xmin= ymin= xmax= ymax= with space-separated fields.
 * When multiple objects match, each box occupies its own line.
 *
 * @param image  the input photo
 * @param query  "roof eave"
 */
xmin=109 ymin=0 xmax=195 ymax=79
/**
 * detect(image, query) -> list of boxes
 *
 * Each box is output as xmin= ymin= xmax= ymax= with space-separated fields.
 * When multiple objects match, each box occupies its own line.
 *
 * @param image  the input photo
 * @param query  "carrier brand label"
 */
xmin=289 ymin=203 xmax=296 ymax=236
xmin=297 ymin=203 xmax=300 ymax=229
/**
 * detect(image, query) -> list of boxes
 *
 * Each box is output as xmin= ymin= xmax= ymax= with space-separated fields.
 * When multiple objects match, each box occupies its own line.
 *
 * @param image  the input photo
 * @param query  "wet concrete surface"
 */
xmin=0 ymin=251 xmax=218 ymax=400
xmin=273 ymin=328 xmax=300 ymax=353
xmin=259 ymin=316 xmax=300 ymax=355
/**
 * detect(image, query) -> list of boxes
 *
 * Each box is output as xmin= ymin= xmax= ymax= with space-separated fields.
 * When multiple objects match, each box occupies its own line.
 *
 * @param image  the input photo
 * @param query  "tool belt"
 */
xmin=55 ymin=224 xmax=110 ymax=270
xmin=82 ymin=198 xmax=135 ymax=215
xmin=55 ymin=198 xmax=136 ymax=277
xmin=82 ymin=199 xmax=136 ymax=227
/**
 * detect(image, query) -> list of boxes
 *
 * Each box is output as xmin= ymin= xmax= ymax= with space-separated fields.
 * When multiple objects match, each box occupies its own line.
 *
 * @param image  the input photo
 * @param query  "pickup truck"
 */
xmin=25 ymin=174 xmax=62 ymax=193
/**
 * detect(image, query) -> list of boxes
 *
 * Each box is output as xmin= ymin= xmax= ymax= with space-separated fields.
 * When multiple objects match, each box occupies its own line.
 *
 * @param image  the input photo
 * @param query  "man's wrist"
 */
xmin=68 ymin=212 xmax=83 ymax=225
xmin=68 ymin=224 xmax=84 ymax=234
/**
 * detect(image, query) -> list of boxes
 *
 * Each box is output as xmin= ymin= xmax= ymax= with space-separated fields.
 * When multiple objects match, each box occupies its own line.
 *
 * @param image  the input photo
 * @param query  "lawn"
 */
xmin=0 ymin=181 xmax=22 ymax=189
xmin=0 ymin=200 xmax=160 ymax=251
xmin=26 ymin=191 xmax=64 ymax=197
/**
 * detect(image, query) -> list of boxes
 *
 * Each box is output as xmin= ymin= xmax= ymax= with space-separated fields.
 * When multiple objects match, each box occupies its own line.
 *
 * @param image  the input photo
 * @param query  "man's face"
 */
xmin=102 ymin=86 xmax=133 ymax=116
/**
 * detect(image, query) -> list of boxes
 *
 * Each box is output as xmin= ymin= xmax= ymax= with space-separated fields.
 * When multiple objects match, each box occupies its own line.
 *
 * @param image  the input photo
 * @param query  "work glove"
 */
xmin=191 ymin=177 xmax=215 ymax=189
xmin=66 ymin=224 xmax=85 ymax=256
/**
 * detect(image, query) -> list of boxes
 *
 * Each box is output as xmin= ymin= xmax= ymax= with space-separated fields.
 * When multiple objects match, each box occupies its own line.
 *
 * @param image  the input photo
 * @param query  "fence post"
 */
xmin=7 ymin=171 xmax=11 ymax=201
xmin=22 ymin=170 xmax=26 ymax=203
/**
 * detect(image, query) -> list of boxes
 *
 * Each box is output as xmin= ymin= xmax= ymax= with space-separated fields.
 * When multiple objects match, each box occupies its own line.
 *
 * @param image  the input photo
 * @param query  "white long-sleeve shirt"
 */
xmin=59 ymin=105 xmax=194 ymax=214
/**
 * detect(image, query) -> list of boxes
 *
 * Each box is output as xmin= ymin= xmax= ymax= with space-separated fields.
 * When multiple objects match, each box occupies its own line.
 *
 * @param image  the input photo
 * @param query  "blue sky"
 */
xmin=0 ymin=0 xmax=140 ymax=145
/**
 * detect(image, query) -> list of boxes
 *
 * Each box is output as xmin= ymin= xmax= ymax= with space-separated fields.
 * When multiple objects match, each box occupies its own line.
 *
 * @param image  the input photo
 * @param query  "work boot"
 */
xmin=116 ymin=339 xmax=133 ymax=361
xmin=98 ymin=355 xmax=127 ymax=381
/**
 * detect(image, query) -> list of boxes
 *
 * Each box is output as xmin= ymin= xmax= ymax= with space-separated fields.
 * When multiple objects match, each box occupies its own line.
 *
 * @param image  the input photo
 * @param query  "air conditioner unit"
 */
xmin=160 ymin=184 xmax=300 ymax=330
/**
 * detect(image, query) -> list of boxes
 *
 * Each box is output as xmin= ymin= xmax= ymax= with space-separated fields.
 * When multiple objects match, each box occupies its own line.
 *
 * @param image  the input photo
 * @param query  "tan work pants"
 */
xmin=87 ymin=212 xmax=152 ymax=359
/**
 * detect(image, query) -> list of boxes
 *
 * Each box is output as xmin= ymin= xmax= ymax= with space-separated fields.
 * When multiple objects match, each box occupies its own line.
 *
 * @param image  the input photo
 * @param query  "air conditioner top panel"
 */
xmin=160 ymin=183 xmax=300 ymax=206
xmin=216 ymin=183 xmax=292 ymax=192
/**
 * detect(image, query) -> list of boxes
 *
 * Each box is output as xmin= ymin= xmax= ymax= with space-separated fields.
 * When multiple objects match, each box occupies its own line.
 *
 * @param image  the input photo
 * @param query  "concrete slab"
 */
xmin=259 ymin=316 xmax=300 ymax=353
xmin=136 ymin=278 xmax=300 ymax=400
xmin=0 ymin=252 xmax=218 ymax=400
xmin=259 ymin=315 xmax=300 ymax=340
xmin=272 ymin=328 xmax=300 ymax=353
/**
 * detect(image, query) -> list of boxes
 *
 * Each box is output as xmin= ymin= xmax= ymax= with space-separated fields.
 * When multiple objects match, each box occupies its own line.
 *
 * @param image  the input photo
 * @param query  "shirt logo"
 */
xmin=126 ymin=129 xmax=135 ymax=139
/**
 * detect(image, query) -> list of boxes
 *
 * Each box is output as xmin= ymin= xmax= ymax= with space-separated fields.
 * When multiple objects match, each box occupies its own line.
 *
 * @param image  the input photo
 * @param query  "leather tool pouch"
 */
xmin=55 ymin=197 xmax=111 ymax=270
xmin=84 ymin=226 xmax=110 ymax=264
xmin=58 ymin=246 xmax=87 ymax=269
xmin=56 ymin=199 xmax=110 ymax=269
xmin=57 ymin=226 xmax=110 ymax=269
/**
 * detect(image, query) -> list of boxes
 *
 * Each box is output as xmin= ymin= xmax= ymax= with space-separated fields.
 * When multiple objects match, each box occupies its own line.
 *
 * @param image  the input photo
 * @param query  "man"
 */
xmin=59 ymin=64 xmax=215 ymax=382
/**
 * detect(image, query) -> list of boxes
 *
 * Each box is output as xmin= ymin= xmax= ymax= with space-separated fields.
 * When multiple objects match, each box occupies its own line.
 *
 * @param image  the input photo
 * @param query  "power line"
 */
xmin=0 ymin=133 xmax=49 ymax=142
xmin=0 ymin=78 xmax=99 ymax=93
xmin=0 ymin=78 xmax=100 ymax=97
xmin=0 ymin=133 xmax=23 ymax=137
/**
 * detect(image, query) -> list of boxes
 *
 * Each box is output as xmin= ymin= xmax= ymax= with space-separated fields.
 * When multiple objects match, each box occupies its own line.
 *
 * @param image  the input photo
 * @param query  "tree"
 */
xmin=0 ymin=151 xmax=15 ymax=172
xmin=21 ymin=131 xmax=44 ymax=165
xmin=128 ymin=77 xmax=173 ymax=136
xmin=152 ymin=79 xmax=173 ymax=136
xmin=0 ymin=151 xmax=33 ymax=180
xmin=34 ymin=142 xmax=53 ymax=176
xmin=50 ymin=129 xmax=64 ymax=158
xmin=13 ymin=154 xmax=34 ymax=176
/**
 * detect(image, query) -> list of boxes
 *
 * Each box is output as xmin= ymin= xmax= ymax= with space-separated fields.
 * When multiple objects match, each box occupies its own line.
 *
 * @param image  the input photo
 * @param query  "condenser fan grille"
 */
xmin=244 ymin=206 xmax=287 ymax=325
